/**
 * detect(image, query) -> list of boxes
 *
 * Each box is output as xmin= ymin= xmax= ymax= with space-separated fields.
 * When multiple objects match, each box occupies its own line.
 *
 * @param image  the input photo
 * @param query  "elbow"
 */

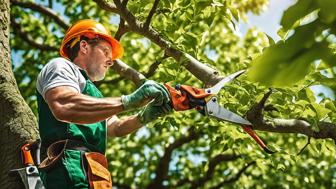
xmin=50 ymin=105 xmax=74 ymax=123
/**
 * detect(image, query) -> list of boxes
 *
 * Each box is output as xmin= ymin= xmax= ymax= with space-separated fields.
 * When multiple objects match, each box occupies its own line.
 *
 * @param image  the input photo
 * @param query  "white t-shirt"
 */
xmin=36 ymin=57 xmax=87 ymax=100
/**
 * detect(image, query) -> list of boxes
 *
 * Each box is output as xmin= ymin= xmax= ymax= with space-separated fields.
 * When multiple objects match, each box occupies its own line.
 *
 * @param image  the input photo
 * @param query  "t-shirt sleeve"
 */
xmin=36 ymin=58 xmax=82 ymax=99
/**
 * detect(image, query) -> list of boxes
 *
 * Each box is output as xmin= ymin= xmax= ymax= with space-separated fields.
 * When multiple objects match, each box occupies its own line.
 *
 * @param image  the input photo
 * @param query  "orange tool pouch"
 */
xmin=164 ymin=83 xmax=211 ymax=111
xmin=85 ymin=152 xmax=112 ymax=189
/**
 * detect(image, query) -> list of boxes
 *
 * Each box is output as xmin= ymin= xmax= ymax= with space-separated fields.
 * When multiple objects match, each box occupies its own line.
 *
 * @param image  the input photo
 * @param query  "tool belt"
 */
xmin=39 ymin=139 xmax=112 ymax=189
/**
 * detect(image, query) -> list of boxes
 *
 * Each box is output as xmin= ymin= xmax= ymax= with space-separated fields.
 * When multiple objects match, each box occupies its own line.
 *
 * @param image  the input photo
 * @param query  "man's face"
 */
xmin=86 ymin=40 xmax=113 ymax=81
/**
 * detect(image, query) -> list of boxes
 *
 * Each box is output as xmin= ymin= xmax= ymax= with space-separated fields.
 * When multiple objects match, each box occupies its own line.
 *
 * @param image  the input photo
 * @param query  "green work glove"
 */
xmin=138 ymin=102 xmax=173 ymax=124
xmin=121 ymin=80 xmax=171 ymax=110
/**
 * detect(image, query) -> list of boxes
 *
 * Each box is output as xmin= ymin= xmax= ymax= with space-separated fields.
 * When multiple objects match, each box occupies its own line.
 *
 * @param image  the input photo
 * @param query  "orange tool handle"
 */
xmin=242 ymin=126 xmax=275 ymax=154
xmin=21 ymin=143 xmax=34 ymax=166
xmin=164 ymin=83 xmax=211 ymax=111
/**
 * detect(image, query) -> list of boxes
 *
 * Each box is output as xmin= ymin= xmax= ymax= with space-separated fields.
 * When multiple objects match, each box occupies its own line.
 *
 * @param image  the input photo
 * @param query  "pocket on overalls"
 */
xmin=84 ymin=152 xmax=112 ymax=189
xmin=63 ymin=150 xmax=89 ymax=188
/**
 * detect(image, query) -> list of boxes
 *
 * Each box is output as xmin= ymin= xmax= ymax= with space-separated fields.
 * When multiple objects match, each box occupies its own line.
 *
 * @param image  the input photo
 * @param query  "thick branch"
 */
xmin=97 ymin=57 xmax=164 ymax=86
xmin=146 ymin=127 xmax=200 ymax=189
xmin=95 ymin=0 xmax=222 ymax=86
xmin=10 ymin=16 xmax=58 ymax=51
xmin=110 ymin=59 xmax=146 ymax=87
xmin=10 ymin=0 xmax=69 ymax=30
xmin=247 ymin=90 xmax=336 ymax=140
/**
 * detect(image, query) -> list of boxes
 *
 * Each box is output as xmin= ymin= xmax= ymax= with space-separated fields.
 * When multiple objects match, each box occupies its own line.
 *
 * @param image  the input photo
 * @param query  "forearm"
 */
xmin=107 ymin=115 xmax=143 ymax=137
xmin=49 ymin=91 xmax=124 ymax=124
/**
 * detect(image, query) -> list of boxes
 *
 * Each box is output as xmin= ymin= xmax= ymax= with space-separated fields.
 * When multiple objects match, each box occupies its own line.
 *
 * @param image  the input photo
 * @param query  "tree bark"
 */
xmin=0 ymin=0 xmax=39 ymax=188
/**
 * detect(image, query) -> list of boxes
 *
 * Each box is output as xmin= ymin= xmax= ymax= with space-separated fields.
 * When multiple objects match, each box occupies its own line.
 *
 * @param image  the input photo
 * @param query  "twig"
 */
xmin=246 ymin=88 xmax=273 ymax=126
xmin=143 ymin=55 xmax=167 ymax=78
xmin=210 ymin=161 xmax=256 ymax=189
xmin=121 ymin=0 xmax=129 ymax=8
xmin=143 ymin=0 xmax=160 ymax=30
xmin=114 ymin=18 xmax=129 ymax=40
xmin=297 ymin=137 xmax=311 ymax=155
xmin=92 ymin=0 xmax=119 ymax=13
xmin=10 ymin=0 xmax=69 ymax=30
xmin=10 ymin=15 xmax=58 ymax=51
xmin=174 ymin=153 xmax=241 ymax=188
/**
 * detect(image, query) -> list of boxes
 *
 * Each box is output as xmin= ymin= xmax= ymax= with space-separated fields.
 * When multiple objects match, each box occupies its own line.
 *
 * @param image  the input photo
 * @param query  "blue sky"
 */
xmin=237 ymin=0 xmax=296 ymax=41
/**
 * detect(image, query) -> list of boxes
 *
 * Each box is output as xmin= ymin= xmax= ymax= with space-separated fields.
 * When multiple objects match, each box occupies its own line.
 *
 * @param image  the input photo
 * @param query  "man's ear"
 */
xmin=79 ymin=40 xmax=89 ymax=54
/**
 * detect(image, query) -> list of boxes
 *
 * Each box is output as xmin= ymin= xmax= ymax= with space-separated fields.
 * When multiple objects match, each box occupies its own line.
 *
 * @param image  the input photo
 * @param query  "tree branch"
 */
xmin=95 ymin=0 xmax=222 ymax=86
xmin=121 ymin=0 xmax=129 ymax=8
xmin=96 ymin=56 xmax=165 ymax=86
xmin=174 ymin=153 xmax=241 ymax=188
xmin=143 ymin=55 xmax=166 ymax=78
xmin=210 ymin=161 xmax=256 ymax=189
xmin=10 ymin=0 xmax=69 ymax=30
xmin=297 ymin=137 xmax=311 ymax=155
xmin=110 ymin=59 xmax=146 ymax=87
xmin=10 ymin=15 xmax=58 ymax=51
xmin=114 ymin=18 xmax=129 ymax=40
xmin=143 ymin=0 xmax=160 ymax=30
xmin=146 ymin=127 xmax=200 ymax=189
xmin=92 ymin=0 xmax=119 ymax=13
xmin=246 ymin=90 xmax=336 ymax=140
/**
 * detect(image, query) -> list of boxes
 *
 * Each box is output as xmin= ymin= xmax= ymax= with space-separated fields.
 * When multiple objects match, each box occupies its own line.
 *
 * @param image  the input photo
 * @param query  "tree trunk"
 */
xmin=0 ymin=0 xmax=39 ymax=188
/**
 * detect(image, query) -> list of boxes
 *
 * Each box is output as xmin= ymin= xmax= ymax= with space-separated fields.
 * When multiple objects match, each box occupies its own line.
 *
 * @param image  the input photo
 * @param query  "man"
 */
xmin=36 ymin=19 xmax=171 ymax=189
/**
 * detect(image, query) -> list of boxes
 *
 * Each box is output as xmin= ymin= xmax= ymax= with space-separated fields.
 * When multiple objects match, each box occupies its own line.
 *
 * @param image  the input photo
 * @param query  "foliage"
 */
xmin=248 ymin=0 xmax=336 ymax=88
xmin=10 ymin=0 xmax=336 ymax=188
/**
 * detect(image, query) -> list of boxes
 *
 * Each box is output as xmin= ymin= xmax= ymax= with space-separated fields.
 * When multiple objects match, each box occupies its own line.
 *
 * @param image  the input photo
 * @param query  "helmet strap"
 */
xmin=70 ymin=36 xmax=81 ymax=48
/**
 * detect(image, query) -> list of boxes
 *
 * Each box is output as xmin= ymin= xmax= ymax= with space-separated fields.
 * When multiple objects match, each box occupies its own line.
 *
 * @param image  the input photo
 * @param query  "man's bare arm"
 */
xmin=107 ymin=115 xmax=143 ymax=137
xmin=45 ymin=86 xmax=124 ymax=124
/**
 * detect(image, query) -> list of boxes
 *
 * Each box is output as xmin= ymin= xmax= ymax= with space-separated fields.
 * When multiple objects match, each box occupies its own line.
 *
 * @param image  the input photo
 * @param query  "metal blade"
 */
xmin=25 ymin=166 xmax=45 ymax=189
xmin=206 ymin=96 xmax=251 ymax=125
xmin=205 ymin=70 xmax=246 ymax=95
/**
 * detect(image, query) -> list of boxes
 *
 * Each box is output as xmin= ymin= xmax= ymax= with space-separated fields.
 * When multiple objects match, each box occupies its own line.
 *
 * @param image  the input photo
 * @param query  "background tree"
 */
xmin=2 ymin=0 xmax=336 ymax=188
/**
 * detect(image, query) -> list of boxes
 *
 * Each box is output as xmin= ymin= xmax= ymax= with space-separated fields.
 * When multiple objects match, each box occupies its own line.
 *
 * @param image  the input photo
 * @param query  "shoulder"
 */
xmin=43 ymin=57 xmax=78 ymax=73
xmin=36 ymin=57 xmax=86 ymax=98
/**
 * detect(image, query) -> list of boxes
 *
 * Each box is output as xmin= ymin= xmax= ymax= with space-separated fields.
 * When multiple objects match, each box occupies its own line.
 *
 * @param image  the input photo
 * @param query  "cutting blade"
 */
xmin=205 ymin=70 xmax=245 ymax=95
xmin=206 ymin=96 xmax=251 ymax=125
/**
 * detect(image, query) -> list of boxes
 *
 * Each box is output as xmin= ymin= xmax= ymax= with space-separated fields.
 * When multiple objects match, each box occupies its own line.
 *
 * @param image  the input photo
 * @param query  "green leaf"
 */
xmin=317 ymin=0 xmax=336 ymax=24
xmin=306 ymin=88 xmax=316 ymax=103
xmin=280 ymin=0 xmax=316 ymax=31
xmin=229 ymin=7 xmax=239 ymax=22
xmin=277 ymin=163 xmax=286 ymax=171
xmin=277 ymin=27 xmax=289 ymax=39
xmin=247 ymin=22 xmax=324 ymax=87
xmin=264 ymin=33 xmax=275 ymax=46
xmin=311 ymin=103 xmax=331 ymax=120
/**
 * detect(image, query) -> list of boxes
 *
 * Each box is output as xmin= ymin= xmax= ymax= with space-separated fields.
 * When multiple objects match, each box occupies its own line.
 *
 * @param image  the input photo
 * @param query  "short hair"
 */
xmin=64 ymin=36 xmax=105 ymax=61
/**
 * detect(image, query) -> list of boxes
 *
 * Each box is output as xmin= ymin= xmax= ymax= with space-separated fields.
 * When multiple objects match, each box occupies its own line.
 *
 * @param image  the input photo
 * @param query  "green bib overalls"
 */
xmin=37 ymin=70 xmax=106 ymax=189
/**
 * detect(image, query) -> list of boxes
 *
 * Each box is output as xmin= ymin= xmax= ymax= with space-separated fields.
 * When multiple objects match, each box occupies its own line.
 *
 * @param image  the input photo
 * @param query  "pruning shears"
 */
xmin=164 ymin=70 xmax=275 ymax=154
xmin=9 ymin=140 xmax=45 ymax=189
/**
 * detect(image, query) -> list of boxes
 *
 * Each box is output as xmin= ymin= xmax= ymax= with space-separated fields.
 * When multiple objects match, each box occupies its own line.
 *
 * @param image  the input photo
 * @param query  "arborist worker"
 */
xmin=36 ymin=19 xmax=172 ymax=189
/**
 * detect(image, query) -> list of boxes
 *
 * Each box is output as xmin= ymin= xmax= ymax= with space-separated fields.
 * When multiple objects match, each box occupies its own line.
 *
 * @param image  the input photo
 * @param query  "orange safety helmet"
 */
xmin=60 ymin=19 xmax=124 ymax=60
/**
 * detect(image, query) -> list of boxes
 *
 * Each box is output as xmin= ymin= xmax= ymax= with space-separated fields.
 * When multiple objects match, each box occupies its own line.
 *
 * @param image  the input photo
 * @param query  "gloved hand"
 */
xmin=138 ymin=102 xmax=173 ymax=124
xmin=121 ymin=80 xmax=170 ymax=110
